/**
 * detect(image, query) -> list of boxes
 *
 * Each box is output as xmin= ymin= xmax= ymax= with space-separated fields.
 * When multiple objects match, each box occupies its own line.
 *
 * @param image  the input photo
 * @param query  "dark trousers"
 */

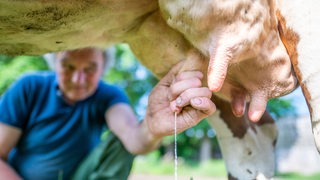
xmin=71 ymin=131 xmax=135 ymax=180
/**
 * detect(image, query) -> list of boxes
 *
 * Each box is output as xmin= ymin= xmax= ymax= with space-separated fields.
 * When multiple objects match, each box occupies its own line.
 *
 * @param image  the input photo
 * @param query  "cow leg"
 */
xmin=207 ymin=97 xmax=277 ymax=179
xmin=291 ymin=54 xmax=320 ymax=153
xmin=293 ymin=51 xmax=320 ymax=153
xmin=277 ymin=0 xmax=320 ymax=153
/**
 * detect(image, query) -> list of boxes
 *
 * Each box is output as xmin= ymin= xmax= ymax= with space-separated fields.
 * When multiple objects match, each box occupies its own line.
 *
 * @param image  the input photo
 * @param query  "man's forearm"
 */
xmin=0 ymin=159 xmax=22 ymax=180
xmin=123 ymin=119 xmax=162 ymax=155
xmin=136 ymin=119 xmax=162 ymax=153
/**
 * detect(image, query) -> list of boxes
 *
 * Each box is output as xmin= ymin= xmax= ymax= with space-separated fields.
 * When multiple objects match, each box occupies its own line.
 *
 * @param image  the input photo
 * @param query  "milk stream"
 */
xmin=174 ymin=112 xmax=178 ymax=180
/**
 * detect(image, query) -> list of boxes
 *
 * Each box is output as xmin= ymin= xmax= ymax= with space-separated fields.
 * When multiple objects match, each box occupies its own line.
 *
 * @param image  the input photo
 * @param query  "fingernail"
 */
xmin=192 ymin=98 xmax=202 ymax=105
xmin=176 ymin=97 xmax=182 ymax=105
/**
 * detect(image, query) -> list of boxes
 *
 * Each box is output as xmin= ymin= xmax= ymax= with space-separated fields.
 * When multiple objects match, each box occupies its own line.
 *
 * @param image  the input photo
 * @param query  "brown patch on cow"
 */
xmin=276 ymin=11 xmax=299 ymax=73
xmin=214 ymin=96 xmax=249 ymax=138
xmin=228 ymin=173 xmax=239 ymax=180
xmin=214 ymin=96 xmax=274 ymax=139
xmin=272 ymin=138 xmax=277 ymax=148
xmin=256 ymin=108 xmax=275 ymax=126
xmin=276 ymin=10 xmax=313 ymax=115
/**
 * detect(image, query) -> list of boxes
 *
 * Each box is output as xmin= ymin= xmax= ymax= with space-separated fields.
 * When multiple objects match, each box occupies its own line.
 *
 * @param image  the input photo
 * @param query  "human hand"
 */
xmin=145 ymin=61 xmax=216 ymax=139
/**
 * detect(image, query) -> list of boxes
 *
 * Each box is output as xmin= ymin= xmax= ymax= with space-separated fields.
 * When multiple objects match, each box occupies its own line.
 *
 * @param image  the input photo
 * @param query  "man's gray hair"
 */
xmin=43 ymin=46 xmax=115 ymax=74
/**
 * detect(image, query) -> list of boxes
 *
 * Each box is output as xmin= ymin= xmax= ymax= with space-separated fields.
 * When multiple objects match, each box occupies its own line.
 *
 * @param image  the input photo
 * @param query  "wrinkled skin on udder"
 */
xmin=159 ymin=0 xmax=297 ymax=122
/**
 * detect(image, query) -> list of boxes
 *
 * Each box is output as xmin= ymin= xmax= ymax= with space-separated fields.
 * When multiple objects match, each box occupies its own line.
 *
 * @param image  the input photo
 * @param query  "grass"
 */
xmin=131 ymin=151 xmax=320 ymax=179
xmin=275 ymin=172 xmax=320 ymax=180
xmin=131 ymin=151 xmax=227 ymax=178
xmin=132 ymin=158 xmax=227 ymax=178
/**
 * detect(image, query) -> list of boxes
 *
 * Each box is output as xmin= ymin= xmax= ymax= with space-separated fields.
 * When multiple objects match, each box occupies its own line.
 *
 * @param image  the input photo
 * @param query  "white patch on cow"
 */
xmin=256 ymin=172 xmax=272 ymax=180
xmin=278 ymin=0 xmax=320 ymax=151
xmin=207 ymin=110 xmax=277 ymax=179
xmin=278 ymin=0 xmax=320 ymax=77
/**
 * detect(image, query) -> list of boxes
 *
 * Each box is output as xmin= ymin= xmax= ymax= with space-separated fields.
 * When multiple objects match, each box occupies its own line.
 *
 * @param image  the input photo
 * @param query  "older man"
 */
xmin=0 ymin=47 xmax=215 ymax=180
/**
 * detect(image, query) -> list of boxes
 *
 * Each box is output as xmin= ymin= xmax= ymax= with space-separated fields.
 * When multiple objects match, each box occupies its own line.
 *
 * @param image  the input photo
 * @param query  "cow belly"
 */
xmin=0 ymin=0 xmax=158 ymax=55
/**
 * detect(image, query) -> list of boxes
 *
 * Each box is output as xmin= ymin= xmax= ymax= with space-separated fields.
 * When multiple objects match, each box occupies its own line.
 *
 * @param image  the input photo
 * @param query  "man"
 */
xmin=0 ymin=47 xmax=215 ymax=180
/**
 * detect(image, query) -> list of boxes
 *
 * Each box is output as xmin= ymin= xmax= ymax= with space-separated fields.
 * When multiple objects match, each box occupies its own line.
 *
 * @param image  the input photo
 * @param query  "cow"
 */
xmin=0 ymin=0 xmax=319 ymax=179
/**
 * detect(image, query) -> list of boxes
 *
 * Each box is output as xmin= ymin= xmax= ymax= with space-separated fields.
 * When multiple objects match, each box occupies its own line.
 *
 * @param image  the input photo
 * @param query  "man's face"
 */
xmin=55 ymin=48 xmax=105 ymax=104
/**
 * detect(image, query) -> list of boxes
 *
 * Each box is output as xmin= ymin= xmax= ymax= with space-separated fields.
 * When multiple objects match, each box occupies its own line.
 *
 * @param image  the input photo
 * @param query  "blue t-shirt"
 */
xmin=0 ymin=72 xmax=129 ymax=180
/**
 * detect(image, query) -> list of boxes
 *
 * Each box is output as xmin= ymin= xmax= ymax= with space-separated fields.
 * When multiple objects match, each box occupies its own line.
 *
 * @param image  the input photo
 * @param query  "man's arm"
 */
xmin=0 ymin=123 xmax=22 ymax=180
xmin=105 ymin=62 xmax=216 ymax=154
xmin=105 ymin=104 xmax=160 ymax=154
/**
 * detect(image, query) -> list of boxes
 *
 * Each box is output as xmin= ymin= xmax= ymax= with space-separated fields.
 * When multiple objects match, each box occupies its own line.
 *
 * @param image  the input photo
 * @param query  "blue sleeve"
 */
xmin=105 ymin=85 xmax=130 ymax=109
xmin=0 ymin=75 xmax=34 ymax=129
xmin=110 ymin=87 xmax=129 ymax=106
xmin=98 ymin=83 xmax=130 ymax=113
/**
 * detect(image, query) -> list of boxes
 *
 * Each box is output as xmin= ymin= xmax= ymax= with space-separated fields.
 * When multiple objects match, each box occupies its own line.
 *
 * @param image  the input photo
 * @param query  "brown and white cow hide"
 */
xmin=157 ymin=1 xmax=320 ymax=178
xmin=0 ymin=0 xmax=319 ymax=179
xmin=276 ymin=0 xmax=320 ymax=155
